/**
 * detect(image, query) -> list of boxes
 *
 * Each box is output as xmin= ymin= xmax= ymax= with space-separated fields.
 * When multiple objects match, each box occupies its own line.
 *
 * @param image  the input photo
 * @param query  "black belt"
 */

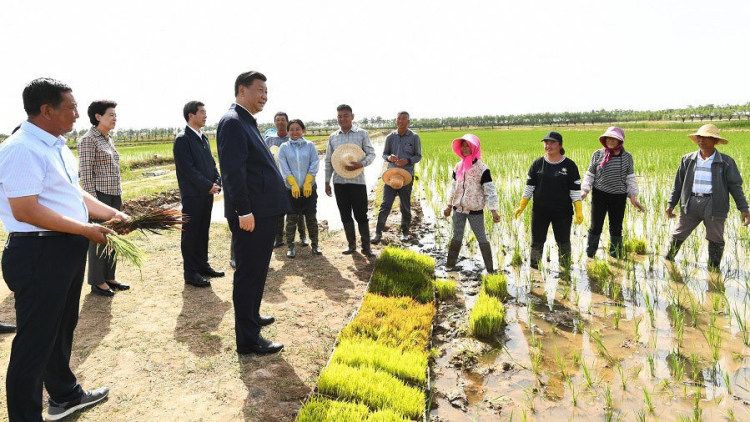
xmin=8 ymin=231 xmax=72 ymax=238
xmin=691 ymin=193 xmax=712 ymax=198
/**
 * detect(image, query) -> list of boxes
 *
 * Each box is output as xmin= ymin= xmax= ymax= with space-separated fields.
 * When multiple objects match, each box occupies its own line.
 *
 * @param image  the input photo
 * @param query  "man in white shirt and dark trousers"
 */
xmin=666 ymin=124 xmax=750 ymax=271
xmin=0 ymin=78 xmax=129 ymax=421
xmin=324 ymin=104 xmax=377 ymax=257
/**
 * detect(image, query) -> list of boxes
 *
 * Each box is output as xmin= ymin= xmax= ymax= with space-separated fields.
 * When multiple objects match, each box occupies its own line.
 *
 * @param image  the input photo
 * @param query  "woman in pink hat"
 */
xmin=443 ymin=134 xmax=501 ymax=273
xmin=581 ymin=126 xmax=644 ymax=258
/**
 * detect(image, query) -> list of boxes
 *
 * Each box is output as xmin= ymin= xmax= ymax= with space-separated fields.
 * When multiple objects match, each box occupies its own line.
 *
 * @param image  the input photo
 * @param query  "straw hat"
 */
xmin=688 ymin=124 xmax=727 ymax=145
xmin=382 ymin=168 xmax=412 ymax=190
xmin=331 ymin=143 xmax=365 ymax=178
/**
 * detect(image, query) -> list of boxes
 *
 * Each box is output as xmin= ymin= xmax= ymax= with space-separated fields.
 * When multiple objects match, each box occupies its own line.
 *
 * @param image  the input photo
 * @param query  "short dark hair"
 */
xmin=274 ymin=111 xmax=289 ymax=122
xmin=183 ymin=101 xmax=205 ymax=122
xmin=397 ymin=111 xmax=410 ymax=119
xmin=22 ymin=78 xmax=72 ymax=117
xmin=234 ymin=71 xmax=267 ymax=96
xmin=87 ymin=100 xmax=117 ymax=127
xmin=287 ymin=119 xmax=306 ymax=131
xmin=336 ymin=104 xmax=353 ymax=113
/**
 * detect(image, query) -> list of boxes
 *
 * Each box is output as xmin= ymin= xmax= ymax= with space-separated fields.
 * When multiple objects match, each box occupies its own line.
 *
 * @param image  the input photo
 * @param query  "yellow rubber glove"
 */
xmin=303 ymin=174 xmax=315 ymax=198
xmin=514 ymin=198 xmax=529 ymax=220
xmin=286 ymin=175 xmax=300 ymax=199
xmin=573 ymin=201 xmax=584 ymax=225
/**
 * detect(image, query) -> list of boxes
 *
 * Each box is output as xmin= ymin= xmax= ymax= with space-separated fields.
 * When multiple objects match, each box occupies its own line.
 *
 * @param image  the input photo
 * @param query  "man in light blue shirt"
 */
xmin=0 ymin=78 xmax=128 ymax=421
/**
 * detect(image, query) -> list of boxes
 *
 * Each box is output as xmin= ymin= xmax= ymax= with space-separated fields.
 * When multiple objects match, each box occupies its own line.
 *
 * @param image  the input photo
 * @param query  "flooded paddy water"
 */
xmin=403 ymin=129 xmax=750 ymax=421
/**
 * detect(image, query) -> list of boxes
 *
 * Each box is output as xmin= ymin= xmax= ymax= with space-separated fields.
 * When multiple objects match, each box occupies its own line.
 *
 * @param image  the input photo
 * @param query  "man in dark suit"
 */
xmin=217 ymin=71 xmax=289 ymax=354
xmin=174 ymin=101 xmax=224 ymax=287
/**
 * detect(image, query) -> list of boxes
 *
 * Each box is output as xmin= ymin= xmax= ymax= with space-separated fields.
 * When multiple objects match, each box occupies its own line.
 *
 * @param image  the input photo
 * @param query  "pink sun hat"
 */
xmin=599 ymin=126 xmax=625 ymax=147
xmin=452 ymin=134 xmax=481 ymax=180
xmin=452 ymin=133 xmax=481 ymax=157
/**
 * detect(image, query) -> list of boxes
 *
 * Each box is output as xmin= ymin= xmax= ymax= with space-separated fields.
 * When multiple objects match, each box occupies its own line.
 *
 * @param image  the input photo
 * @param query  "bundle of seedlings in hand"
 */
xmin=104 ymin=208 xmax=187 ymax=235
xmin=100 ymin=209 xmax=188 ymax=268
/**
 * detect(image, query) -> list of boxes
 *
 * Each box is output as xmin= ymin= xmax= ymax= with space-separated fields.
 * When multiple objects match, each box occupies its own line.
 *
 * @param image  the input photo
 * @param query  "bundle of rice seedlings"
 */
xmin=623 ymin=237 xmax=647 ymax=255
xmin=586 ymin=260 xmax=613 ymax=283
xmin=331 ymin=338 xmax=428 ymax=385
xmin=316 ymin=363 xmax=425 ymax=419
xmin=433 ymin=279 xmax=457 ymax=300
xmin=341 ymin=294 xmax=435 ymax=353
xmin=297 ymin=397 xmax=409 ymax=422
xmin=370 ymin=247 xmax=435 ymax=303
xmin=104 ymin=209 xmax=187 ymax=235
xmin=469 ymin=292 xmax=505 ymax=339
xmin=100 ymin=234 xmax=146 ymax=269
xmin=481 ymin=273 xmax=509 ymax=300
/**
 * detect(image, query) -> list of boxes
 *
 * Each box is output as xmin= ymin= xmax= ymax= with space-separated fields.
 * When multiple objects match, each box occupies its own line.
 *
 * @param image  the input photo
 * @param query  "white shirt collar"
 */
xmin=187 ymin=125 xmax=203 ymax=139
xmin=234 ymin=103 xmax=252 ymax=115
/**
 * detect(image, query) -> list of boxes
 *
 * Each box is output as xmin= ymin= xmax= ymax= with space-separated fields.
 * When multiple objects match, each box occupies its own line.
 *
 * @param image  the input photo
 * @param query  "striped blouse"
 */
xmin=582 ymin=149 xmax=637 ymax=196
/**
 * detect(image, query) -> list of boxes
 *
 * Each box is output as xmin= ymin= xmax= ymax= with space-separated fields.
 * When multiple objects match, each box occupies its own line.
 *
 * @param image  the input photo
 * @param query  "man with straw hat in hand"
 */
xmin=665 ymin=124 xmax=750 ymax=271
xmin=324 ymin=104 xmax=376 ymax=257
xmin=372 ymin=111 xmax=422 ymax=244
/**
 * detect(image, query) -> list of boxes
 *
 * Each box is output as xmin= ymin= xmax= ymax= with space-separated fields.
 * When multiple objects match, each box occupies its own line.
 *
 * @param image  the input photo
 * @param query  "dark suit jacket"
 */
xmin=217 ymin=104 xmax=290 ymax=219
xmin=174 ymin=126 xmax=221 ymax=198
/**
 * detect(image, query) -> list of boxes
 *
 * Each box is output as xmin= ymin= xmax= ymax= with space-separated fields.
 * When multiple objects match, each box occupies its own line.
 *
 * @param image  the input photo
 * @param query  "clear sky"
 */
xmin=1 ymin=0 xmax=748 ymax=133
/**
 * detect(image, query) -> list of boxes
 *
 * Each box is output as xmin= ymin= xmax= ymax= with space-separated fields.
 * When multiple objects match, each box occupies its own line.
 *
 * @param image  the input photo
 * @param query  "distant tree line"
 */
xmin=2 ymin=102 xmax=750 ymax=142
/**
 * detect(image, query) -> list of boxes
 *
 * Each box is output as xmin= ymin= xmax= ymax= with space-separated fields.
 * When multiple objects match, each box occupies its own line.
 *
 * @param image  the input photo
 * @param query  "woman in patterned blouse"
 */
xmin=78 ymin=100 xmax=129 ymax=297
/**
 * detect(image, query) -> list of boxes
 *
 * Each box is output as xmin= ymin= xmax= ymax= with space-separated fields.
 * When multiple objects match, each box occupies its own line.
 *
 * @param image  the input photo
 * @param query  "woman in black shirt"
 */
xmin=514 ymin=131 xmax=583 ymax=270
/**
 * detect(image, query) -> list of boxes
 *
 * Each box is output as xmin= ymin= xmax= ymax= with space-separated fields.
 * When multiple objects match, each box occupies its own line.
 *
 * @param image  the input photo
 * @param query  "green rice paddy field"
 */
xmin=415 ymin=128 xmax=750 ymax=421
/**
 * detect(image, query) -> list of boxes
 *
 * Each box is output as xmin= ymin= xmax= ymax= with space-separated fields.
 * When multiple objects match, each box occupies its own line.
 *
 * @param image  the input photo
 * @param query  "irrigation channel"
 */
xmin=398 ymin=182 xmax=750 ymax=421
xmin=210 ymin=139 xmax=385 ymax=231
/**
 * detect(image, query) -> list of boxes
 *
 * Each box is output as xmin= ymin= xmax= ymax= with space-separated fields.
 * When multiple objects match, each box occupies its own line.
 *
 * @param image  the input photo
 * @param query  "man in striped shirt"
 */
xmin=666 ymin=124 xmax=750 ymax=271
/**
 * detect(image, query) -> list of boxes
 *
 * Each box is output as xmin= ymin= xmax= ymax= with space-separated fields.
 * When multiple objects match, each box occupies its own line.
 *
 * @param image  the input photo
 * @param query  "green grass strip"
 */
xmin=332 ymin=338 xmax=427 ymax=385
xmin=469 ymin=292 xmax=505 ymax=339
xmin=370 ymin=246 xmax=435 ymax=303
xmin=481 ymin=273 xmax=508 ymax=299
xmin=433 ymin=279 xmax=457 ymax=300
xmin=341 ymin=294 xmax=435 ymax=353
xmin=317 ymin=363 xmax=425 ymax=419
xmin=297 ymin=397 xmax=410 ymax=422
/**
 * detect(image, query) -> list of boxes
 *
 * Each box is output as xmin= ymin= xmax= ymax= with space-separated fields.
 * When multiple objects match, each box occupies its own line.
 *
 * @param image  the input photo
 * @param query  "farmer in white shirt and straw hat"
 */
xmin=665 ymin=124 xmax=750 ymax=272
xmin=324 ymin=104 xmax=376 ymax=257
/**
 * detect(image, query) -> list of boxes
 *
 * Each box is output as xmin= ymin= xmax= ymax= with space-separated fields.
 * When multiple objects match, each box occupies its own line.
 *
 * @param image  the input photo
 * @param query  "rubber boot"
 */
xmin=608 ymin=235 xmax=623 ymax=259
xmin=358 ymin=222 xmax=376 ymax=257
xmin=708 ymin=241 xmax=724 ymax=272
xmin=342 ymin=222 xmax=357 ymax=254
xmin=479 ymin=242 xmax=495 ymax=273
xmin=306 ymin=214 xmax=322 ymax=255
xmin=446 ymin=239 xmax=462 ymax=269
xmin=285 ymin=213 xmax=299 ymax=248
xmin=274 ymin=215 xmax=285 ymax=248
xmin=530 ymin=242 xmax=544 ymax=270
xmin=586 ymin=230 xmax=600 ymax=258
xmin=558 ymin=242 xmax=572 ymax=271
xmin=665 ymin=239 xmax=684 ymax=261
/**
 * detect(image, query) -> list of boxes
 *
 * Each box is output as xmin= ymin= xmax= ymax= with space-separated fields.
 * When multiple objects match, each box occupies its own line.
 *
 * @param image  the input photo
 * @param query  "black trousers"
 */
xmin=589 ymin=188 xmax=627 ymax=237
xmin=3 ymin=235 xmax=88 ymax=421
xmin=228 ymin=215 xmax=277 ymax=349
xmin=531 ymin=206 xmax=572 ymax=247
xmin=181 ymin=194 xmax=214 ymax=275
xmin=87 ymin=191 xmax=122 ymax=285
xmin=333 ymin=183 xmax=368 ymax=225
xmin=375 ymin=182 xmax=413 ymax=234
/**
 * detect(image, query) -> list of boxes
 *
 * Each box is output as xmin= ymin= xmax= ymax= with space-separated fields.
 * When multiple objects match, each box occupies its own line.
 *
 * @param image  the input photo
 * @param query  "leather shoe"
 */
xmin=0 ymin=321 xmax=16 ymax=334
xmin=230 ymin=259 xmax=236 ymax=269
xmin=185 ymin=274 xmax=211 ymax=288
xmin=259 ymin=315 xmax=275 ymax=326
xmin=107 ymin=281 xmax=130 ymax=291
xmin=200 ymin=267 xmax=225 ymax=278
xmin=91 ymin=284 xmax=114 ymax=297
xmin=361 ymin=248 xmax=376 ymax=258
xmin=273 ymin=238 xmax=284 ymax=248
xmin=311 ymin=245 xmax=323 ymax=255
xmin=400 ymin=232 xmax=410 ymax=242
xmin=286 ymin=247 xmax=296 ymax=258
xmin=299 ymin=237 xmax=309 ymax=246
xmin=371 ymin=233 xmax=382 ymax=244
xmin=341 ymin=245 xmax=356 ymax=255
xmin=237 ymin=336 xmax=283 ymax=355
